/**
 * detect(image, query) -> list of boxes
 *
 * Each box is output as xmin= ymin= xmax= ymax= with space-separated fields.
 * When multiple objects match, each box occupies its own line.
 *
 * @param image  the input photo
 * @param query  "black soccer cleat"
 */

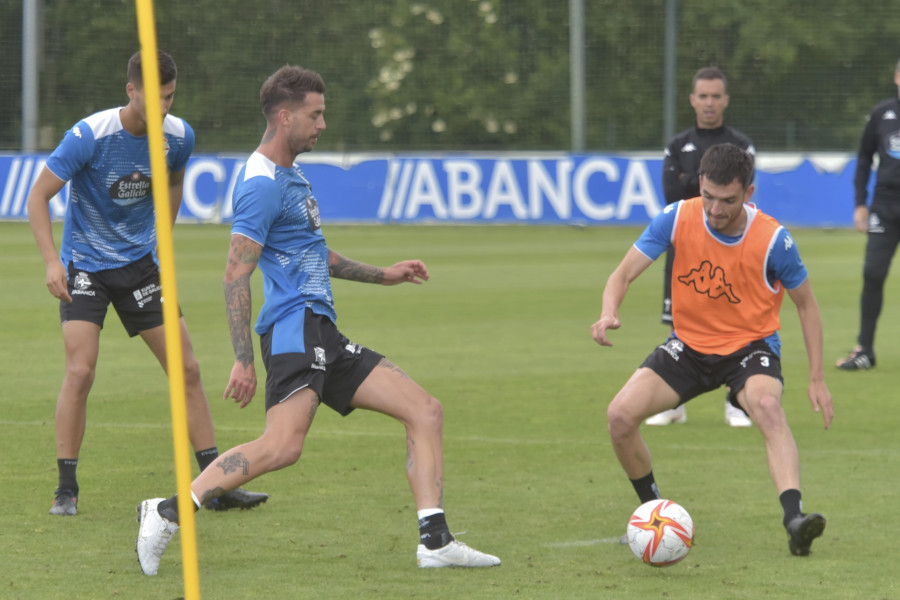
xmin=836 ymin=348 xmax=875 ymax=371
xmin=204 ymin=488 xmax=269 ymax=511
xmin=786 ymin=513 xmax=826 ymax=556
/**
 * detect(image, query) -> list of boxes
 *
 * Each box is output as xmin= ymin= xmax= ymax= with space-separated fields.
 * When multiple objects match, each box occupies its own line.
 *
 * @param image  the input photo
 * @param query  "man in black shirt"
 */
xmin=837 ymin=58 xmax=900 ymax=371
xmin=647 ymin=66 xmax=756 ymax=427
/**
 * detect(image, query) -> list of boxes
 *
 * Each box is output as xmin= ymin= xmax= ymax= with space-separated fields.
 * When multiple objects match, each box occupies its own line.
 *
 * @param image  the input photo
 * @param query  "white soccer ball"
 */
xmin=626 ymin=499 xmax=694 ymax=566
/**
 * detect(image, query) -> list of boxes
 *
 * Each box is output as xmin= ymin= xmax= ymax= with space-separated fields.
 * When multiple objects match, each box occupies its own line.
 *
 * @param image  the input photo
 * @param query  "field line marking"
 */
xmin=542 ymin=537 xmax=621 ymax=547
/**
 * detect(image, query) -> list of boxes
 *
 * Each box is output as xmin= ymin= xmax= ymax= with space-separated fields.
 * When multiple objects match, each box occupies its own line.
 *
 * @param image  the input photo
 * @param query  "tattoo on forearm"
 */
xmin=216 ymin=452 xmax=250 ymax=476
xmin=224 ymin=238 xmax=259 ymax=366
xmin=329 ymin=252 xmax=384 ymax=283
xmin=378 ymin=357 xmax=410 ymax=378
xmin=224 ymin=275 xmax=253 ymax=365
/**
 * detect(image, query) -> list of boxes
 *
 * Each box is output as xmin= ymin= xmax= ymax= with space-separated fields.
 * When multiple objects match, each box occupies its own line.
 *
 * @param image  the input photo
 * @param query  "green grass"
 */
xmin=0 ymin=221 xmax=895 ymax=599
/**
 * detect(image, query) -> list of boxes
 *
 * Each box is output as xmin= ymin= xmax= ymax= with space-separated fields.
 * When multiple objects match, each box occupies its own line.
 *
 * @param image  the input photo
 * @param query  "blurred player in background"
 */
xmin=27 ymin=49 xmax=268 ymax=516
xmin=837 ymin=57 xmax=900 ymax=371
xmin=650 ymin=66 xmax=756 ymax=427
xmin=591 ymin=143 xmax=833 ymax=556
xmin=136 ymin=65 xmax=500 ymax=575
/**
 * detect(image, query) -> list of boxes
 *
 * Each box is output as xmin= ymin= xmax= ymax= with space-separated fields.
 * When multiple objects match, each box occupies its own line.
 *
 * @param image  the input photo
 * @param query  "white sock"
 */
xmin=417 ymin=508 xmax=444 ymax=520
xmin=191 ymin=491 xmax=202 ymax=510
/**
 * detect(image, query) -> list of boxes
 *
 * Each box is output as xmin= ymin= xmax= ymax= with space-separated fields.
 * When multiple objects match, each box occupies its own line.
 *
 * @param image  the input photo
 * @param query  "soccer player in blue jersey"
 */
xmin=136 ymin=65 xmax=500 ymax=575
xmin=27 ymin=50 xmax=268 ymax=516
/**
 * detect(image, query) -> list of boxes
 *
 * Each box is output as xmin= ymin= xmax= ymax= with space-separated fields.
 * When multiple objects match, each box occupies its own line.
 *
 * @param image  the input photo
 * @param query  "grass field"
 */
xmin=0 ymin=221 xmax=896 ymax=600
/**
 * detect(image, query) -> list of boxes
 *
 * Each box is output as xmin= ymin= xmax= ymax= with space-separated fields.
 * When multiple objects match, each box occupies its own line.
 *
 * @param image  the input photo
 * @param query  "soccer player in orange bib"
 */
xmin=591 ymin=143 xmax=834 ymax=556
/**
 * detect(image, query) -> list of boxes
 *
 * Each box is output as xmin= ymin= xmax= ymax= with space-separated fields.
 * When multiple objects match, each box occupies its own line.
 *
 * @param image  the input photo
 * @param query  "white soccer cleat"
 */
xmin=644 ymin=405 xmax=687 ymax=426
xmin=136 ymin=498 xmax=179 ymax=576
xmin=416 ymin=540 xmax=501 ymax=568
xmin=724 ymin=402 xmax=753 ymax=428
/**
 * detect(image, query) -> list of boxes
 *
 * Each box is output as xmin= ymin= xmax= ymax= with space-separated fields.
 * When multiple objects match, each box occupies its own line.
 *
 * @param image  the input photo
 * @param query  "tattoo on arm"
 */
xmin=216 ymin=452 xmax=250 ymax=476
xmin=329 ymin=250 xmax=384 ymax=283
xmin=224 ymin=237 xmax=260 ymax=366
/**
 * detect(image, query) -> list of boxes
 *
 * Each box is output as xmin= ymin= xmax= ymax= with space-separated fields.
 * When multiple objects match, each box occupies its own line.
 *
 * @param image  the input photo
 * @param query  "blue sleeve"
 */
xmin=231 ymin=175 xmax=281 ymax=245
xmin=634 ymin=201 xmax=678 ymax=260
xmin=169 ymin=121 xmax=194 ymax=173
xmin=768 ymin=228 xmax=808 ymax=290
xmin=44 ymin=122 xmax=95 ymax=182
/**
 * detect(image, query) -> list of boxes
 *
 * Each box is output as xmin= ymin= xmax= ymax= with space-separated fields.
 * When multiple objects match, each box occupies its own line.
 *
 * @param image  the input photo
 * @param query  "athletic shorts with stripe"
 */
xmin=640 ymin=337 xmax=783 ymax=408
xmin=260 ymin=308 xmax=384 ymax=415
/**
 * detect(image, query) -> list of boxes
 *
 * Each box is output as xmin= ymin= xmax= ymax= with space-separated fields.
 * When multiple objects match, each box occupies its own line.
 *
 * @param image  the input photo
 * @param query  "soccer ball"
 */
xmin=626 ymin=499 xmax=694 ymax=566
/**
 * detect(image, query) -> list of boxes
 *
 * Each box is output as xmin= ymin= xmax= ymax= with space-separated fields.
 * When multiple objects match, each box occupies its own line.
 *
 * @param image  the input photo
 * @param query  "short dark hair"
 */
xmin=127 ymin=50 xmax=177 ymax=87
xmin=259 ymin=65 xmax=326 ymax=118
xmin=699 ymin=143 xmax=754 ymax=189
xmin=692 ymin=66 xmax=727 ymax=92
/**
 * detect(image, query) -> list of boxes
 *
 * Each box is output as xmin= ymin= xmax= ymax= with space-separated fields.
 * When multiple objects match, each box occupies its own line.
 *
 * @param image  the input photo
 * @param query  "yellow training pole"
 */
xmin=134 ymin=1 xmax=201 ymax=597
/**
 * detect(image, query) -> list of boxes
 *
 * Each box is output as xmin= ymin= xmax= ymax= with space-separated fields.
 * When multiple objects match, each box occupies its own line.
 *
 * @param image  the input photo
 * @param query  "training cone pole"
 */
xmin=134 ymin=1 xmax=201 ymax=597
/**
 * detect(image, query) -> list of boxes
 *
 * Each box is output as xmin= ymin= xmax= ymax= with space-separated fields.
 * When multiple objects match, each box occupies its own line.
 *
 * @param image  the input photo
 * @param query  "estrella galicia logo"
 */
xmin=306 ymin=196 xmax=321 ymax=231
xmin=72 ymin=272 xmax=96 ymax=297
xmin=109 ymin=171 xmax=152 ymax=206
xmin=677 ymin=260 xmax=740 ymax=304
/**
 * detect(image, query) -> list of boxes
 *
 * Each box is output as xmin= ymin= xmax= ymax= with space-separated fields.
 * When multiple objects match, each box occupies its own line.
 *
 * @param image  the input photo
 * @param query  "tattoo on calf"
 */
xmin=217 ymin=452 xmax=250 ymax=476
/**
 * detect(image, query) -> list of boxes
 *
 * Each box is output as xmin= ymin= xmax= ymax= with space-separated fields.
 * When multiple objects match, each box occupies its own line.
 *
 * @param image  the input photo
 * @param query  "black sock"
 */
xmin=196 ymin=447 xmax=219 ymax=472
xmin=57 ymin=458 xmax=79 ymax=495
xmin=780 ymin=489 xmax=802 ymax=528
xmin=158 ymin=494 xmax=200 ymax=525
xmin=418 ymin=512 xmax=455 ymax=550
xmin=630 ymin=471 xmax=661 ymax=504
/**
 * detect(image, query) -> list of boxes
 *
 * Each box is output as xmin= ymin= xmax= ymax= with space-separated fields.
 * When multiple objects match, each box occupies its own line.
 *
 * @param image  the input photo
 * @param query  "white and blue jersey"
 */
xmin=231 ymin=152 xmax=335 ymax=336
xmin=635 ymin=200 xmax=809 ymax=356
xmin=45 ymin=107 xmax=194 ymax=271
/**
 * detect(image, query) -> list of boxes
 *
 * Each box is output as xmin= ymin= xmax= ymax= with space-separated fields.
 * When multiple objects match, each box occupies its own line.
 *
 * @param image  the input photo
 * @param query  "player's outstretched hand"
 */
xmin=808 ymin=378 xmax=833 ymax=430
xmin=382 ymin=260 xmax=429 ymax=286
xmin=225 ymin=361 xmax=257 ymax=408
xmin=591 ymin=315 xmax=620 ymax=347
xmin=46 ymin=261 xmax=72 ymax=303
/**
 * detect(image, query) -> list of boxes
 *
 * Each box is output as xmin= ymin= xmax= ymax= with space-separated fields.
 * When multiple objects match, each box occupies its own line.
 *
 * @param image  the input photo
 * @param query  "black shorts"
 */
xmin=60 ymin=253 xmax=173 ymax=337
xmin=640 ymin=336 xmax=783 ymax=407
xmin=259 ymin=308 xmax=384 ymax=415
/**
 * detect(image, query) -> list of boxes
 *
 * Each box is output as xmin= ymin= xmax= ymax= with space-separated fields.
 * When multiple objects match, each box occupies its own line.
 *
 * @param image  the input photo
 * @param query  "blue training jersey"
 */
xmin=45 ymin=107 xmax=194 ymax=271
xmin=634 ymin=200 xmax=809 ymax=357
xmin=231 ymin=152 xmax=335 ymax=336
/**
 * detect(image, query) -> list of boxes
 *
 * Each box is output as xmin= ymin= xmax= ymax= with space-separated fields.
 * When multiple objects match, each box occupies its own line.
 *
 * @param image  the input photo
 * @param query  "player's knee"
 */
xmin=182 ymin=355 xmax=202 ymax=387
xmin=266 ymin=439 xmax=304 ymax=469
xmin=863 ymin=264 xmax=889 ymax=284
xmin=607 ymin=402 xmax=637 ymax=440
xmin=415 ymin=395 xmax=443 ymax=432
xmin=64 ymin=361 xmax=96 ymax=392
xmin=748 ymin=394 xmax=784 ymax=427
